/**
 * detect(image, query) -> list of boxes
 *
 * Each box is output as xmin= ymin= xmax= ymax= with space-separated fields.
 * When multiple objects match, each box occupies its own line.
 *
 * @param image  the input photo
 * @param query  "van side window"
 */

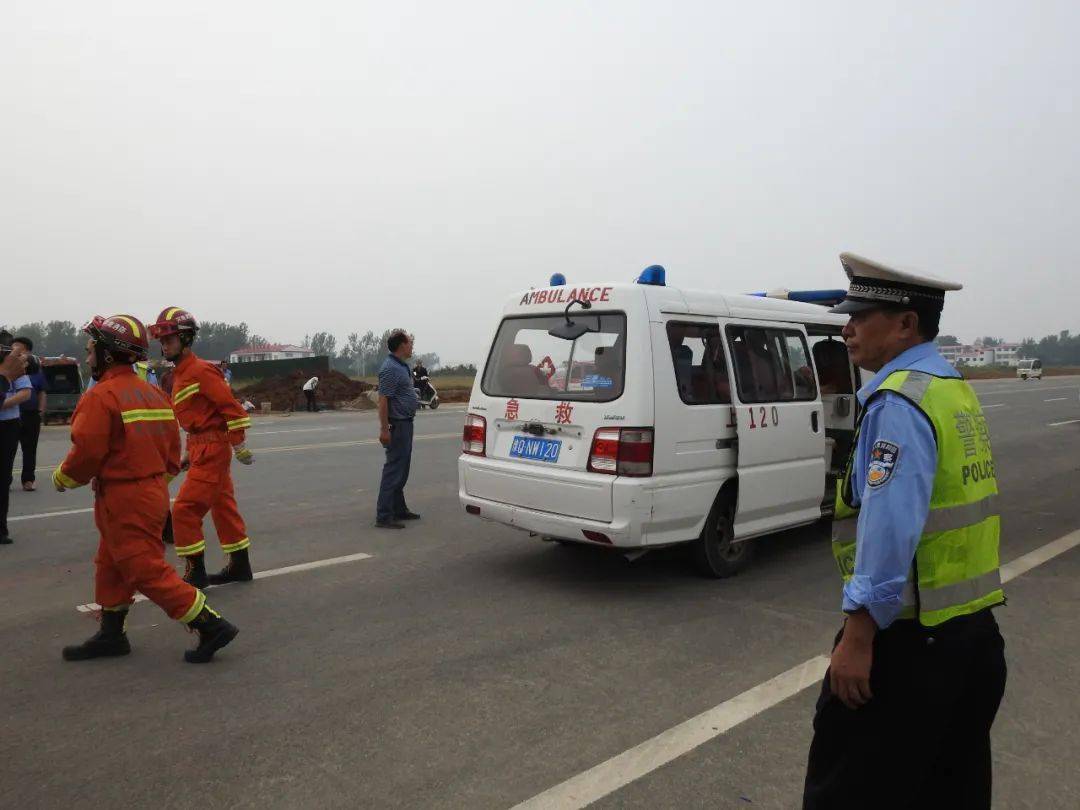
xmin=666 ymin=322 xmax=731 ymax=405
xmin=810 ymin=337 xmax=854 ymax=395
xmin=726 ymin=326 xmax=817 ymax=403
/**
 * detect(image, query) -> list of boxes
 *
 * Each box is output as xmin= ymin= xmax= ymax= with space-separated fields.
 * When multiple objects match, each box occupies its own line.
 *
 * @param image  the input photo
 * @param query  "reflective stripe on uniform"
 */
xmin=226 ymin=417 xmax=252 ymax=431
xmin=917 ymin=568 xmax=1002 ymax=612
xmin=892 ymin=370 xmax=933 ymax=404
xmin=220 ymin=537 xmax=250 ymax=554
xmin=179 ymin=590 xmax=206 ymax=624
xmin=922 ymin=493 xmax=999 ymax=535
xmin=53 ymin=467 xmax=83 ymax=489
xmin=175 ymin=540 xmax=206 ymax=557
xmin=173 ymin=383 xmax=200 ymax=404
xmin=121 ymin=408 xmax=175 ymax=424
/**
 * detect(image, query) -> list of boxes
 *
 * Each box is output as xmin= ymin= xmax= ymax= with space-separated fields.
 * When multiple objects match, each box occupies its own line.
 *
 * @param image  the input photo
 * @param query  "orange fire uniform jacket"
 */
xmin=54 ymin=365 xmax=204 ymax=622
xmin=170 ymin=353 xmax=251 ymax=444
xmin=168 ymin=352 xmax=253 ymax=559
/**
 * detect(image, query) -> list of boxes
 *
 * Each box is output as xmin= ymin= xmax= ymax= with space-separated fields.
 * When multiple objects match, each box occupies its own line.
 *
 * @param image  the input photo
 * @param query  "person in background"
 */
xmin=13 ymin=337 xmax=46 ymax=492
xmin=302 ymin=375 xmax=319 ymax=412
xmin=0 ymin=348 xmax=29 ymax=397
xmin=220 ymin=361 xmax=232 ymax=387
xmin=375 ymin=329 xmax=420 ymax=529
xmin=0 ymin=333 xmax=32 ymax=544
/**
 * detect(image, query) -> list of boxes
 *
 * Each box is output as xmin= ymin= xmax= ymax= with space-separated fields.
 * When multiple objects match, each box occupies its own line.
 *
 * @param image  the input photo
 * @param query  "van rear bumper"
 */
xmin=459 ymin=456 xmax=652 ymax=547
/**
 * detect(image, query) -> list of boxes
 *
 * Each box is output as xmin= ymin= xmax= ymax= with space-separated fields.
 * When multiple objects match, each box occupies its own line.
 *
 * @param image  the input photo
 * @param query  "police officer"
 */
xmin=803 ymin=254 xmax=1007 ymax=810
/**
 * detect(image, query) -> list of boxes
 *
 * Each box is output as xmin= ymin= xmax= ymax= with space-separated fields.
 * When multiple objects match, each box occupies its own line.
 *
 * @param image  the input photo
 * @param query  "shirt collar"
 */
xmin=100 ymin=364 xmax=135 ymax=383
xmin=857 ymin=342 xmax=939 ymax=405
xmin=388 ymin=354 xmax=409 ymax=368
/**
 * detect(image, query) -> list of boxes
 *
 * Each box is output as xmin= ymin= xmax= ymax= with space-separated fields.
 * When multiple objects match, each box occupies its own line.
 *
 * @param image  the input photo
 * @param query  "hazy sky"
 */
xmin=3 ymin=1 xmax=1078 ymax=362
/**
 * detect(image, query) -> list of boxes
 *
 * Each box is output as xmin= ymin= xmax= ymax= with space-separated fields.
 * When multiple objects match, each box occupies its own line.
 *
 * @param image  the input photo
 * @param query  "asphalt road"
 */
xmin=2 ymin=377 xmax=1078 ymax=809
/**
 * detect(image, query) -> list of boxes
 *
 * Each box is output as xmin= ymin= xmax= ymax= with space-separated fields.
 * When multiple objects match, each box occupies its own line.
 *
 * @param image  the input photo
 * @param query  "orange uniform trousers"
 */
xmin=172 ymin=434 xmax=249 ymax=558
xmin=94 ymin=476 xmax=204 ymax=622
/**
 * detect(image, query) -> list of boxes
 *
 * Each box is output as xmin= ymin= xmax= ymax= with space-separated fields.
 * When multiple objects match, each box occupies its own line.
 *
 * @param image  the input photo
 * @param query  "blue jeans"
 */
xmin=377 ymin=419 xmax=413 ymax=521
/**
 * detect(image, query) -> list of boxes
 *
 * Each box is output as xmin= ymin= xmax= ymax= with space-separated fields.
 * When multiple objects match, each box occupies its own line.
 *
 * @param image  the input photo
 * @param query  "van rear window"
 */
xmin=481 ymin=313 xmax=626 ymax=402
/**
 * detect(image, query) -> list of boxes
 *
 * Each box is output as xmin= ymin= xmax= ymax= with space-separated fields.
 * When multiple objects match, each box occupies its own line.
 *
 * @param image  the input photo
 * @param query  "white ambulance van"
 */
xmin=458 ymin=267 xmax=861 ymax=577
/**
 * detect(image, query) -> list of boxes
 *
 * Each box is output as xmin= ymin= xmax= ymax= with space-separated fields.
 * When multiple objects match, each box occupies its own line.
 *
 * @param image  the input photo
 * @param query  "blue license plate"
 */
xmin=509 ymin=436 xmax=562 ymax=463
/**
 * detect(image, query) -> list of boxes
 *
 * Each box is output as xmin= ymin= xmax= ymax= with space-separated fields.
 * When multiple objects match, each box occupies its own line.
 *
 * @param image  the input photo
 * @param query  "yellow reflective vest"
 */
xmin=833 ymin=370 xmax=1005 ymax=627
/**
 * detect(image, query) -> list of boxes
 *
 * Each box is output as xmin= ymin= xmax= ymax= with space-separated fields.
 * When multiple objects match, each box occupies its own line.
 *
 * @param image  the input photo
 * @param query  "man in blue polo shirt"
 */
xmin=375 ymin=329 xmax=420 ymax=529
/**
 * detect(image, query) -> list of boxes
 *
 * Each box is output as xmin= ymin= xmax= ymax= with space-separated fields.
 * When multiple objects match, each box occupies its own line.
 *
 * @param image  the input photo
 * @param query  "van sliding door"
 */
xmin=725 ymin=322 xmax=826 ymax=539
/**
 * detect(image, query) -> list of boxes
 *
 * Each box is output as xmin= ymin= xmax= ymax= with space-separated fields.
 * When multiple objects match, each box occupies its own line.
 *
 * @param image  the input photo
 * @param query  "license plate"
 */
xmin=509 ymin=436 xmax=562 ymax=463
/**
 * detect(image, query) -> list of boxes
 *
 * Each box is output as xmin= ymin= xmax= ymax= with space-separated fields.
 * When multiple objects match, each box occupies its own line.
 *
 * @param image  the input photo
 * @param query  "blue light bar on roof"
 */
xmin=636 ymin=265 xmax=666 ymax=286
xmin=550 ymin=273 xmax=567 ymax=287
xmin=748 ymin=289 xmax=847 ymax=306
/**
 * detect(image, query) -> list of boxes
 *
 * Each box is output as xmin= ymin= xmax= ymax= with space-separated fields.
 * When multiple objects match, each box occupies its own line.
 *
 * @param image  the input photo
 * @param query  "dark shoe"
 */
xmin=207 ymin=547 xmax=254 ymax=585
xmin=184 ymin=606 xmax=239 ymax=664
xmin=63 ymin=609 xmax=131 ymax=661
xmin=182 ymin=554 xmax=208 ymax=589
xmin=394 ymin=511 xmax=421 ymax=521
xmin=374 ymin=519 xmax=405 ymax=529
xmin=0 ymin=534 xmax=12 ymax=545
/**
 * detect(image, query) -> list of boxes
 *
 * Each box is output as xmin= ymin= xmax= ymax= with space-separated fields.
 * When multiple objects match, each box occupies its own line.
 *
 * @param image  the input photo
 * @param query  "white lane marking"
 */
xmin=258 ymin=432 xmax=460 ymax=453
xmin=1001 ymin=530 xmax=1080 ymax=583
xmin=1044 ymin=397 xmax=1068 ymax=402
xmin=1049 ymin=419 xmax=1080 ymax=427
xmin=510 ymin=657 xmax=830 ymax=810
xmin=19 ymin=428 xmax=461 ymax=522
xmin=76 ymin=552 xmax=374 ymax=612
xmin=513 ymin=530 xmax=1080 ymax=810
xmin=976 ymin=385 xmax=1078 ymax=397
xmin=12 ymin=497 xmax=177 ymax=523
xmin=982 ymin=404 xmax=1006 ymax=409
xmin=248 ymin=426 xmax=344 ymax=436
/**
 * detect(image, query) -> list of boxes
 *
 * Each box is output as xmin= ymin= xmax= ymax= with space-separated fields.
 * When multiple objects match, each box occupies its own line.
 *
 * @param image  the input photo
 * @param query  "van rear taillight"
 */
xmin=588 ymin=427 xmax=654 ymax=477
xmin=462 ymin=415 xmax=487 ymax=456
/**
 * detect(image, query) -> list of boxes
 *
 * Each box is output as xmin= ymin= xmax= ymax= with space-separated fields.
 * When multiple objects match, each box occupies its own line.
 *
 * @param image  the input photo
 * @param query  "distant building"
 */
xmin=940 ymin=341 xmax=1022 ymax=368
xmin=229 ymin=344 xmax=316 ymax=364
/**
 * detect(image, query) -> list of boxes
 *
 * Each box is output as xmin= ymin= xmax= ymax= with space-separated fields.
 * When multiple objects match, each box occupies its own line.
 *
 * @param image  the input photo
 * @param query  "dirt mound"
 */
xmin=241 ymin=370 xmax=372 ymax=411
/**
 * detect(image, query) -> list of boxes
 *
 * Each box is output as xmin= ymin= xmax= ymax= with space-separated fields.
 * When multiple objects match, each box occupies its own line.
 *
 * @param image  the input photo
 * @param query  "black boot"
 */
xmin=207 ymin=547 xmax=253 ymax=585
xmin=63 ymin=608 xmax=132 ymax=661
xmin=182 ymin=553 xmax=208 ymax=588
xmin=184 ymin=606 xmax=239 ymax=664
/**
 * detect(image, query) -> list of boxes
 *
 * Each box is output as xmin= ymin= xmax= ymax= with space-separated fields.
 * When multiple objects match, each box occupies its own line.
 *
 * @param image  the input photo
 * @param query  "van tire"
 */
xmin=691 ymin=493 xmax=751 ymax=578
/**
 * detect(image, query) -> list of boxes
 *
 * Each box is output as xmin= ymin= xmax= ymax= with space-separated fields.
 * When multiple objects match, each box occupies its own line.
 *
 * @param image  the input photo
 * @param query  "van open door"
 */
xmin=725 ymin=323 xmax=827 ymax=539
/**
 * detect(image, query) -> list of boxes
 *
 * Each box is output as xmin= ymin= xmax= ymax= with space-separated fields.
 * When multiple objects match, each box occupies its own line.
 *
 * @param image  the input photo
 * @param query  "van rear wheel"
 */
xmin=691 ymin=494 xmax=751 ymax=578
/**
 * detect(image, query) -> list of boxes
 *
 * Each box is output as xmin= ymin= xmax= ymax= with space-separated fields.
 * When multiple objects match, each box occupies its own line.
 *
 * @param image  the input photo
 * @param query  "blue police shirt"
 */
xmin=1 ymin=375 xmax=32 ymax=421
xmin=842 ymin=342 xmax=961 ymax=629
xmin=21 ymin=369 xmax=47 ymax=414
xmin=378 ymin=355 xmax=419 ymax=420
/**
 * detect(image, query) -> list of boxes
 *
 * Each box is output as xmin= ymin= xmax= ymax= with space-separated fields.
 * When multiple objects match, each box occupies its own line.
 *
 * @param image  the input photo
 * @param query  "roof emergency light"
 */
xmin=636 ymin=265 xmax=666 ymax=286
xmin=748 ymin=289 xmax=848 ymax=307
xmin=550 ymin=273 xmax=567 ymax=287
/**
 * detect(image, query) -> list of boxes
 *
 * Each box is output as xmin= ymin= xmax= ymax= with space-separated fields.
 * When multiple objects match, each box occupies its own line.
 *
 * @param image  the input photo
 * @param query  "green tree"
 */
xmin=309 ymin=332 xmax=337 ymax=358
xmin=935 ymin=335 xmax=960 ymax=346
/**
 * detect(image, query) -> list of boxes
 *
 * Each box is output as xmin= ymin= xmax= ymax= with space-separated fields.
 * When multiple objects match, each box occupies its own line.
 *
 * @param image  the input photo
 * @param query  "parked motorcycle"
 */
xmin=415 ymin=376 xmax=440 ymax=410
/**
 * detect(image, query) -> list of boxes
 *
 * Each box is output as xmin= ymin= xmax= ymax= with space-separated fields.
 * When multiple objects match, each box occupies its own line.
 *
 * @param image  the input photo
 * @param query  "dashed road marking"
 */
xmin=512 ymin=529 xmax=1080 ymax=810
xmin=1044 ymin=397 xmax=1068 ymax=403
xmin=1049 ymin=419 xmax=1080 ymax=427
xmin=76 ymin=551 xmax=375 ymax=612
xmin=982 ymin=404 xmax=1006 ymax=409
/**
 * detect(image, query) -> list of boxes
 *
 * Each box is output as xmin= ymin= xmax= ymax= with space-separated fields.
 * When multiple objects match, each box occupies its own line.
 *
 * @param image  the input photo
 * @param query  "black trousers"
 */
xmin=804 ymin=610 xmax=1006 ymax=810
xmin=304 ymin=390 xmax=316 ymax=411
xmin=0 ymin=419 xmax=22 ymax=536
xmin=19 ymin=410 xmax=41 ymax=483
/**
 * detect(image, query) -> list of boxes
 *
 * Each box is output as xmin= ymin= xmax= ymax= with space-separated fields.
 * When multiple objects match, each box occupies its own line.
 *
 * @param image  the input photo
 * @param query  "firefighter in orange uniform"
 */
xmin=55 ymin=315 xmax=239 ymax=664
xmin=149 ymin=308 xmax=255 ymax=588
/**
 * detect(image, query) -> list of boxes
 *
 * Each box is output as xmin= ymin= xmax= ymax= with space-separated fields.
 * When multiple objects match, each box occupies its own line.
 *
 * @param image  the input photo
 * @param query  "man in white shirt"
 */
xmin=302 ymin=376 xmax=319 ymax=412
